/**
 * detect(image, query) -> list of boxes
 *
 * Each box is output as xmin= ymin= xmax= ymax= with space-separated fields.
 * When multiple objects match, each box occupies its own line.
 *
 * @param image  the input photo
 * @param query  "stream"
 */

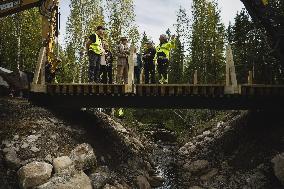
xmin=144 ymin=127 xmax=181 ymax=189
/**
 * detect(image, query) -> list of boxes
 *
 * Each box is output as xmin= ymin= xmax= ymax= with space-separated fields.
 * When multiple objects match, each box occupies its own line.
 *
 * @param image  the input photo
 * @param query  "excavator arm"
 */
xmin=0 ymin=0 xmax=60 ymax=92
xmin=0 ymin=0 xmax=41 ymax=17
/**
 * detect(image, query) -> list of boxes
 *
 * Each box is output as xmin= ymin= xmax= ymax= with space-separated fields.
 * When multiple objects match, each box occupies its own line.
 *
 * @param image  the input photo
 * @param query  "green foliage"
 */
xmin=186 ymin=0 xmax=226 ymax=84
xmin=229 ymin=9 xmax=284 ymax=84
xmin=106 ymin=0 xmax=138 ymax=51
xmin=0 ymin=9 xmax=41 ymax=72
xmin=169 ymin=36 xmax=184 ymax=83
xmin=140 ymin=32 xmax=149 ymax=53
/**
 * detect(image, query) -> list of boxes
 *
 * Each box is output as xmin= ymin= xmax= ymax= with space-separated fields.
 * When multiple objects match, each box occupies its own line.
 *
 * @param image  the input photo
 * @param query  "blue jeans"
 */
xmin=88 ymin=52 xmax=101 ymax=83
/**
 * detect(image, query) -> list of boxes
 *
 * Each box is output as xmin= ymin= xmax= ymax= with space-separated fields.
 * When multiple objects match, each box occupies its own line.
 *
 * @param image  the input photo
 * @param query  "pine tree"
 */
xmin=187 ymin=0 xmax=225 ymax=84
xmin=169 ymin=36 xmax=184 ymax=83
xmin=169 ymin=7 xmax=189 ymax=84
xmin=230 ymin=9 xmax=283 ymax=84
xmin=140 ymin=32 xmax=149 ymax=53
xmin=106 ymin=0 xmax=137 ymax=51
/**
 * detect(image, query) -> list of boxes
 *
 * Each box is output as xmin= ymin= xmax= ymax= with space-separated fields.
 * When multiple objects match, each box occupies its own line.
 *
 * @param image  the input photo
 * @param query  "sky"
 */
xmin=58 ymin=0 xmax=244 ymax=45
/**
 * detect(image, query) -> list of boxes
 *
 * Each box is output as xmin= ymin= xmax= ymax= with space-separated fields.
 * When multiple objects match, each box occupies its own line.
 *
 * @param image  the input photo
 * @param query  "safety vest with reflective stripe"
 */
xmin=89 ymin=33 xmax=103 ymax=55
xmin=155 ymin=39 xmax=175 ymax=60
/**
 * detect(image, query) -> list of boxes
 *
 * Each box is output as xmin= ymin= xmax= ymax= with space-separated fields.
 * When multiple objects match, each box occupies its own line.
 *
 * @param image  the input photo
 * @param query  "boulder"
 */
xmin=200 ymin=168 xmax=218 ymax=181
xmin=103 ymin=182 xmax=130 ymax=189
xmin=136 ymin=175 xmax=151 ymax=189
xmin=18 ymin=161 xmax=53 ymax=189
xmin=271 ymin=153 xmax=284 ymax=185
xmin=37 ymin=171 xmax=92 ymax=189
xmin=184 ymin=160 xmax=209 ymax=175
xmin=4 ymin=148 xmax=21 ymax=168
xmin=53 ymin=156 xmax=73 ymax=173
xmin=90 ymin=166 xmax=111 ymax=189
xmin=148 ymin=176 xmax=165 ymax=187
xmin=70 ymin=143 xmax=97 ymax=171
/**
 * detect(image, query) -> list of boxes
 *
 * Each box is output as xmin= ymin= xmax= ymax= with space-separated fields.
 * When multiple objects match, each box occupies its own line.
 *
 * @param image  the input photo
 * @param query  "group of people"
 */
xmin=86 ymin=25 xmax=176 ymax=85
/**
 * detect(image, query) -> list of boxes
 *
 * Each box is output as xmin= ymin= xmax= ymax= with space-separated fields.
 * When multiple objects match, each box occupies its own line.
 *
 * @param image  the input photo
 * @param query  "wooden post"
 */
xmin=194 ymin=70 xmax=198 ymax=85
xmin=248 ymin=71 xmax=253 ymax=85
xmin=226 ymin=44 xmax=237 ymax=86
xmin=127 ymin=45 xmax=135 ymax=93
xmin=225 ymin=44 xmax=238 ymax=94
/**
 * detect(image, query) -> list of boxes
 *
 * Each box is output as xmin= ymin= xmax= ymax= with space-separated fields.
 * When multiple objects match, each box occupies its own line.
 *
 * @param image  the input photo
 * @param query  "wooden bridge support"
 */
xmin=225 ymin=44 xmax=239 ymax=94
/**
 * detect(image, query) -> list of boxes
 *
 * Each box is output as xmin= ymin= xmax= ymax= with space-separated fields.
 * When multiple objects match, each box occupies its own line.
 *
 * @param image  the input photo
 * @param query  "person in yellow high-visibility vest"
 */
xmin=155 ymin=34 xmax=176 ymax=84
xmin=118 ymin=108 xmax=124 ymax=118
xmin=86 ymin=26 xmax=106 ymax=83
xmin=262 ymin=0 xmax=268 ymax=6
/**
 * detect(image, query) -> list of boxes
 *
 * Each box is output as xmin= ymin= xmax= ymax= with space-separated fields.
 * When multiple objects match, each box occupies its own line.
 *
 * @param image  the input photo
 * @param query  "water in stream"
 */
xmin=145 ymin=127 xmax=181 ymax=189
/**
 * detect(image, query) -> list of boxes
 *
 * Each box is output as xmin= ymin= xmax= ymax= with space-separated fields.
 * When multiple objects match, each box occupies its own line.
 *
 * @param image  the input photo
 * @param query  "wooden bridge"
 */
xmin=28 ymin=45 xmax=284 ymax=109
xmin=29 ymin=83 xmax=284 ymax=109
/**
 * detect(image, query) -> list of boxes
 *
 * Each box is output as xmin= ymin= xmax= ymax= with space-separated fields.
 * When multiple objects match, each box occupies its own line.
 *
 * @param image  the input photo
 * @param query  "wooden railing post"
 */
xmin=194 ymin=70 xmax=198 ymax=85
xmin=225 ymin=44 xmax=238 ymax=94
xmin=127 ymin=45 xmax=135 ymax=93
xmin=248 ymin=71 xmax=253 ymax=85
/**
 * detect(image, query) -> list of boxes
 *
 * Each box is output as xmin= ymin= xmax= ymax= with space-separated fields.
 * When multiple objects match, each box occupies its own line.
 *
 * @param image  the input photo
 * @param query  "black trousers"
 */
xmin=157 ymin=58 xmax=169 ymax=84
xmin=88 ymin=52 xmax=101 ymax=83
xmin=101 ymin=65 xmax=113 ymax=84
xmin=144 ymin=61 xmax=156 ymax=84
xmin=134 ymin=66 xmax=141 ymax=84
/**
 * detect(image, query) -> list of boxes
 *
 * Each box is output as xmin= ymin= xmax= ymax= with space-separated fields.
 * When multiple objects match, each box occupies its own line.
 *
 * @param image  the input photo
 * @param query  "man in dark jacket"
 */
xmin=143 ymin=42 xmax=156 ymax=84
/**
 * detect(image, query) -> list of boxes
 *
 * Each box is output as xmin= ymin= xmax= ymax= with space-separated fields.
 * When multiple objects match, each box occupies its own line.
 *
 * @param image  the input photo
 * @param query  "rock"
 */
xmin=53 ymin=156 xmax=73 ymax=173
xmin=103 ymin=183 xmax=126 ymax=189
xmin=4 ymin=148 xmax=21 ymax=167
xmin=3 ymin=147 xmax=11 ymax=153
xmin=50 ymin=134 xmax=57 ymax=140
xmin=103 ymin=184 xmax=117 ymax=189
xmin=184 ymin=160 xmax=209 ymax=175
xmin=148 ymin=176 xmax=165 ymax=187
xmin=136 ymin=175 xmax=151 ymax=189
xmin=202 ymin=130 xmax=211 ymax=136
xmin=70 ymin=143 xmax=97 ymax=171
xmin=26 ymin=134 xmax=41 ymax=143
xmin=48 ymin=117 xmax=58 ymax=123
xmin=200 ymin=168 xmax=218 ymax=181
xmin=18 ymin=161 xmax=53 ymax=189
xmin=13 ymin=135 xmax=19 ymax=140
xmin=45 ymin=154 xmax=53 ymax=163
xmin=246 ymin=171 xmax=267 ymax=189
xmin=21 ymin=142 xmax=29 ymax=149
xmin=271 ymin=153 xmax=284 ymax=185
xmin=189 ymin=186 xmax=204 ymax=189
xmin=2 ymin=140 xmax=10 ymax=146
xmin=37 ymin=171 xmax=92 ymax=189
xmin=30 ymin=146 xmax=40 ymax=153
xmin=90 ymin=166 xmax=111 ymax=189
xmin=103 ymin=181 xmax=129 ymax=189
